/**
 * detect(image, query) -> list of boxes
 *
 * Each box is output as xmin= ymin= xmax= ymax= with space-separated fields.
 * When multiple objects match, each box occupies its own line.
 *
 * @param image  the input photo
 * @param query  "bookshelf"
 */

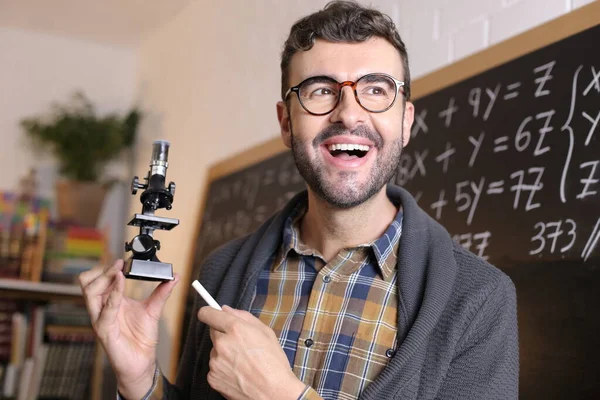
xmin=0 ymin=230 xmax=109 ymax=398
xmin=0 ymin=278 xmax=81 ymax=297
xmin=0 ymin=278 xmax=106 ymax=400
xmin=1 ymin=186 xmax=114 ymax=399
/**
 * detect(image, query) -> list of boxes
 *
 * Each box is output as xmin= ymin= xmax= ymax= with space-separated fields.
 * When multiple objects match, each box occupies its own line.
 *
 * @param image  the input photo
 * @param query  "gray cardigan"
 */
xmin=165 ymin=184 xmax=519 ymax=399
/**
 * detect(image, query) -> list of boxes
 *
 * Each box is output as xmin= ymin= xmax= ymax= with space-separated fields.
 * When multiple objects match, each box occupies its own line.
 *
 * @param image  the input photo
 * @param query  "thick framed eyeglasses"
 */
xmin=284 ymin=73 xmax=406 ymax=116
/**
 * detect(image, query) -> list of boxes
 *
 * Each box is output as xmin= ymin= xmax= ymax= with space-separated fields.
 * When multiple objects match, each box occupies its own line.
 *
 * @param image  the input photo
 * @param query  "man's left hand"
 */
xmin=197 ymin=305 xmax=306 ymax=400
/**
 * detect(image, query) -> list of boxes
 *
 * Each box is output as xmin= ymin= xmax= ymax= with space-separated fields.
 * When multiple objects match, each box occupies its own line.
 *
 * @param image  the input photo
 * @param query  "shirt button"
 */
xmin=305 ymin=338 xmax=314 ymax=348
xmin=386 ymin=348 xmax=395 ymax=358
xmin=322 ymin=275 xmax=331 ymax=283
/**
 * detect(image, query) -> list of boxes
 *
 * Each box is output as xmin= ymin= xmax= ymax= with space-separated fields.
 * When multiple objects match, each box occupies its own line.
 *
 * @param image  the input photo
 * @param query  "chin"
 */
xmin=312 ymin=179 xmax=383 ymax=209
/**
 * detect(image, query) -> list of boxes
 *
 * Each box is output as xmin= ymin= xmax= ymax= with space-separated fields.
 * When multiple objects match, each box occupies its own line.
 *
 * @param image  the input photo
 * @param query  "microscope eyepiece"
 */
xmin=151 ymin=140 xmax=170 ymax=174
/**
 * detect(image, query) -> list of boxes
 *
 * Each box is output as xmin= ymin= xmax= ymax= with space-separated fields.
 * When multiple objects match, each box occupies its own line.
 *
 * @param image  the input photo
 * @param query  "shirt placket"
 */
xmin=293 ymin=250 xmax=361 ymax=387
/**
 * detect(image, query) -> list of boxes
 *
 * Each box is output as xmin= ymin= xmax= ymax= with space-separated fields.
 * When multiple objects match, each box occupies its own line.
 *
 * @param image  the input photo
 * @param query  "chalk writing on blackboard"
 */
xmin=400 ymin=47 xmax=599 ymax=266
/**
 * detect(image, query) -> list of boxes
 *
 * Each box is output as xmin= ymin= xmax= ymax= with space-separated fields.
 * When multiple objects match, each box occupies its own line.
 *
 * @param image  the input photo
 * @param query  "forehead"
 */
xmin=288 ymin=37 xmax=404 ymax=83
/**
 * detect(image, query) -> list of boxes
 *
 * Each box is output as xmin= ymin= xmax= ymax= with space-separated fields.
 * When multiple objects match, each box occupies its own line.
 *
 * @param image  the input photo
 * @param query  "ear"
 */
xmin=402 ymin=101 xmax=415 ymax=148
xmin=277 ymin=100 xmax=292 ymax=149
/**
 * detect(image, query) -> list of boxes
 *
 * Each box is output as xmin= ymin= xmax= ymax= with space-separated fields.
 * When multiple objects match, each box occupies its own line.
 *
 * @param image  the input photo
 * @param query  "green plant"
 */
xmin=21 ymin=91 xmax=140 ymax=182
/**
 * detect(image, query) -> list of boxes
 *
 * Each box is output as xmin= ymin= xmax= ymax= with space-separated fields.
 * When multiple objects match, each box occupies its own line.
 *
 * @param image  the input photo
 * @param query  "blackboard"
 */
xmin=175 ymin=4 xmax=600 ymax=398
xmin=399 ymin=21 xmax=600 ymax=400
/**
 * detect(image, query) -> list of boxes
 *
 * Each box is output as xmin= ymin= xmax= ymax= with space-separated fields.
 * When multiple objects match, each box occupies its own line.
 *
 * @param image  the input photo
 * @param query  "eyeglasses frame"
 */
xmin=284 ymin=73 xmax=406 ymax=116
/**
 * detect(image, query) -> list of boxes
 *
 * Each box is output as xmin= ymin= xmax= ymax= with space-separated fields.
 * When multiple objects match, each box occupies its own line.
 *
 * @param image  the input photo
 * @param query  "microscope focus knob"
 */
xmin=129 ymin=234 xmax=157 ymax=259
xmin=131 ymin=176 xmax=147 ymax=195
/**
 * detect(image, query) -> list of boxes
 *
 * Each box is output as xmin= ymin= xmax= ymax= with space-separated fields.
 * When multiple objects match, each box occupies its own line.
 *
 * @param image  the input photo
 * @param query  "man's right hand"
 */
xmin=79 ymin=259 xmax=179 ymax=399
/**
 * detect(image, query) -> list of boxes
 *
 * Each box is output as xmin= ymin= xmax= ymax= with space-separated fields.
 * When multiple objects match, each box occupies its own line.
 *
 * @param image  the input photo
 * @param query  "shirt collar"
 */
xmin=272 ymin=197 xmax=403 ymax=280
xmin=272 ymin=201 xmax=311 ymax=271
xmin=369 ymin=209 xmax=403 ymax=279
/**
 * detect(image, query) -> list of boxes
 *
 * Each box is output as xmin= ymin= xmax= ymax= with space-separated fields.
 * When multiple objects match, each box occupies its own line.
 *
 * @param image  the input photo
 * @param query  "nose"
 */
xmin=329 ymin=86 xmax=368 ymax=130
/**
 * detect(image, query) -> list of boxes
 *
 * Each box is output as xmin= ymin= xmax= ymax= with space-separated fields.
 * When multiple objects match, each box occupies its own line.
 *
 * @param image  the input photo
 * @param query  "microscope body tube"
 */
xmin=148 ymin=139 xmax=170 ymax=195
xmin=140 ymin=140 xmax=174 ymax=218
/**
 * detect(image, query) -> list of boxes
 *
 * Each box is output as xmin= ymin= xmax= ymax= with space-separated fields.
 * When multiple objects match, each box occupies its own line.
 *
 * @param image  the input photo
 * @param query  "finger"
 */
xmin=197 ymin=306 xmax=235 ymax=333
xmin=78 ymin=266 xmax=103 ymax=289
xmin=82 ymin=261 xmax=122 ymax=298
xmin=79 ymin=259 xmax=122 ymax=288
xmin=145 ymin=273 xmax=180 ymax=321
xmin=82 ymin=263 xmax=124 ymax=323
xmin=209 ymin=325 xmax=215 ymax=342
xmin=221 ymin=305 xmax=263 ymax=327
xmin=209 ymin=324 xmax=225 ymax=343
xmin=94 ymin=270 xmax=125 ymax=337
xmin=80 ymin=265 xmax=105 ymax=321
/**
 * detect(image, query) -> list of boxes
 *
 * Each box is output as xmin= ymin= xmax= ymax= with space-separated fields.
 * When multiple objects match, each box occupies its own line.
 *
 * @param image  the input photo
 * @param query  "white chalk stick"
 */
xmin=191 ymin=280 xmax=222 ymax=310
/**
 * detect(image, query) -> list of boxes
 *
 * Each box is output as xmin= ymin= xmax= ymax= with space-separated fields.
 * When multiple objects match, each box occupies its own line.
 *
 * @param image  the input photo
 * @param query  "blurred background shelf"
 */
xmin=0 ymin=278 xmax=82 ymax=303
xmin=0 ymin=278 xmax=81 ymax=296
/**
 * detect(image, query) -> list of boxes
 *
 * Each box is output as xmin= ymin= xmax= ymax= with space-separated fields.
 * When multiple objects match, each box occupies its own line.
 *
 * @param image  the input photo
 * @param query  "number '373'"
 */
xmin=530 ymin=219 xmax=576 ymax=255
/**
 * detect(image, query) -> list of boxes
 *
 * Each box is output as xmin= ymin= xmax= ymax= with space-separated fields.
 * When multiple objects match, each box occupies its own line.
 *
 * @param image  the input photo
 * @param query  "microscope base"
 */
xmin=124 ymin=258 xmax=174 ymax=281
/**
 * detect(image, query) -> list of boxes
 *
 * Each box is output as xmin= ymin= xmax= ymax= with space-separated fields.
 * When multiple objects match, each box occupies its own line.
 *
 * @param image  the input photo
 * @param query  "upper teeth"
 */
xmin=327 ymin=144 xmax=370 ymax=151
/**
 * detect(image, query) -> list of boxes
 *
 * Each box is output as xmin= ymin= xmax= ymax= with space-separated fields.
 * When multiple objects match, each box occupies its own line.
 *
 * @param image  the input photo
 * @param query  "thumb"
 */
xmin=145 ymin=273 xmax=180 ymax=321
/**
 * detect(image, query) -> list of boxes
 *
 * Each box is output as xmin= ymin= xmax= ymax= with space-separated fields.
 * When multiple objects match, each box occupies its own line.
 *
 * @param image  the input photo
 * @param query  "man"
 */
xmin=79 ymin=1 xmax=519 ymax=399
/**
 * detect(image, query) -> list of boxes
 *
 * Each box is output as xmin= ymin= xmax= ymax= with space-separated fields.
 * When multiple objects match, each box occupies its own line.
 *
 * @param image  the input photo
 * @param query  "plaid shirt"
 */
xmin=250 ymin=202 xmax=403 ymax=400
xmin=130 ymin=202 xmax=402 ymax=400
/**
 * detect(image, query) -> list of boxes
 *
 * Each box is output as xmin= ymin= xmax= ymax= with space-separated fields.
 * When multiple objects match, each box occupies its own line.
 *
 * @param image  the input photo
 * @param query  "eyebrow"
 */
xmin=360 ymin=74 xmax=392 ymax=83
xmin=299 ymin=72 xmax=396 ymax=85
xmin=299 ymin=75 xmax=338 ymax=85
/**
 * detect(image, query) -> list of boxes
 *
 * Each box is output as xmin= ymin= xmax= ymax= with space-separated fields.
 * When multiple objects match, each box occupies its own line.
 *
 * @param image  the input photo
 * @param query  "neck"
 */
xmin=300 ymin=187 xmax=398 ymax=261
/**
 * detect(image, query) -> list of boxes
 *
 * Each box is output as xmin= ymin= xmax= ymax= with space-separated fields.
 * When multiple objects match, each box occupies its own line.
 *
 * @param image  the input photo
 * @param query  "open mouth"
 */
xmin=327 ymin=143 xmax=371 ymax=160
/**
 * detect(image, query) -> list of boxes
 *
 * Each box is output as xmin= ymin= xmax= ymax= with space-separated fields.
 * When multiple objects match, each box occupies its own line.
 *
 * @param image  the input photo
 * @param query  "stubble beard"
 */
xmin=290 ymin=122 xmax=404 ymax=209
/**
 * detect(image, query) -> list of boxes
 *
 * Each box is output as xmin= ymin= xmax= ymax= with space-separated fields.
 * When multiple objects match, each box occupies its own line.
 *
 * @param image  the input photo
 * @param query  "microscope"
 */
xmin=123 ymin=140 xmax=179 ymax=281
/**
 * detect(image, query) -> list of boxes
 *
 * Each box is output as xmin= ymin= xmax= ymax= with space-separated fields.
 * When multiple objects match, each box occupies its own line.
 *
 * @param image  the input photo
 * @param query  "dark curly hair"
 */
xmin=280 ymin=0 xmax=411 ymax=101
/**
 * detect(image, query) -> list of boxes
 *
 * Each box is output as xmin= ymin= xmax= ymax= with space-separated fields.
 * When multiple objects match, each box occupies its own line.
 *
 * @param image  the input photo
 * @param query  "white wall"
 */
xmin=0 ymin=27 xmax=137 ymax=197
xmin=132 ymin=0 xmax=597 ymax=377
xmin=399 ymin=0 xmax=596 ymax=75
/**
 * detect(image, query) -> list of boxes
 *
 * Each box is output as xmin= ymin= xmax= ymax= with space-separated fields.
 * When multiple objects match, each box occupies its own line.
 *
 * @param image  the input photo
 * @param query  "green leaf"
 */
xmin=20 ymin=91 xmax=141 ymax=182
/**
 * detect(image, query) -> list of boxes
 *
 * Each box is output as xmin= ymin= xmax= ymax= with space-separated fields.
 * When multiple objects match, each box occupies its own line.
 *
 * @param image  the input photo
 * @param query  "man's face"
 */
xmin=277 ymin=38 xmax=414 ymax=208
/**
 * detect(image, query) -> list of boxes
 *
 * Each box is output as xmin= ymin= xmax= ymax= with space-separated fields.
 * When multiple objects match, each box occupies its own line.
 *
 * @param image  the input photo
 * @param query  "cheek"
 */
xmin=373 ymin=115 xmax=405 ymax=144
xmin=290 ymin=115 xmax=329 ymax=145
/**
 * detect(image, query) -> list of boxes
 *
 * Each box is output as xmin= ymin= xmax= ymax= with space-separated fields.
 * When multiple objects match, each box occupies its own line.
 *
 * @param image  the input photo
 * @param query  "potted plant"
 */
xmin=21 ymin=91 xmax=140 ymax=227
